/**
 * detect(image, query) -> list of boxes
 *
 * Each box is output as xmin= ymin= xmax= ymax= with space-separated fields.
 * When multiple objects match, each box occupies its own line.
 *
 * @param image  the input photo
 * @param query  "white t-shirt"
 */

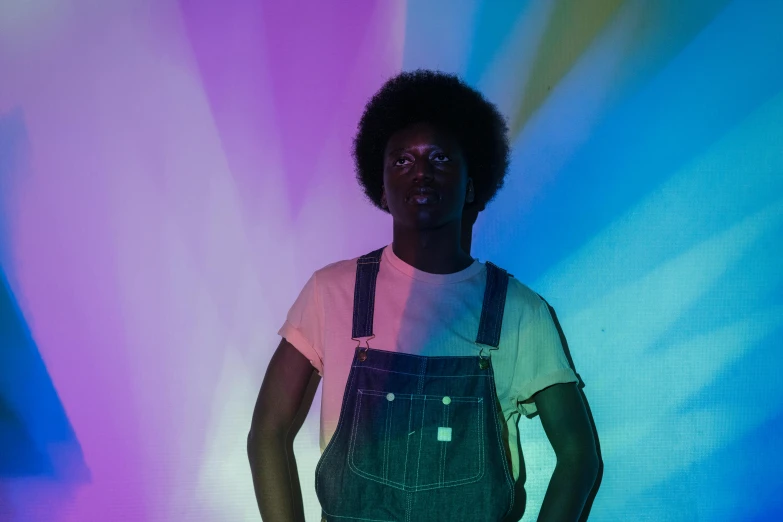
xmin=279 ymin=245 xmax=578 ymax=481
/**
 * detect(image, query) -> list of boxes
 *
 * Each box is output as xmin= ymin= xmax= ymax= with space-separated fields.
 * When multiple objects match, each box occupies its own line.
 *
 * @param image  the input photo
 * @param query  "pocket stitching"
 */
xmin=348 ymin=391 xmax=485 ymax=491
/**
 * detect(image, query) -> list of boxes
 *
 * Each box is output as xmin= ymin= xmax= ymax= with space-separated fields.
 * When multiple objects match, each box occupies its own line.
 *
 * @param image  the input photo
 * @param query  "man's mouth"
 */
xmin=406 ymin=187 xmax=440 ymax=205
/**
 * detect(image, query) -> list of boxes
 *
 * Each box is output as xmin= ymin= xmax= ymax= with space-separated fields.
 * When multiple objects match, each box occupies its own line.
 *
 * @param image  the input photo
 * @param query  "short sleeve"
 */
xmin=277 ymin=273 xmax=325 ymax=375
xmin=514 ymin=297 xmax=579 ymax=417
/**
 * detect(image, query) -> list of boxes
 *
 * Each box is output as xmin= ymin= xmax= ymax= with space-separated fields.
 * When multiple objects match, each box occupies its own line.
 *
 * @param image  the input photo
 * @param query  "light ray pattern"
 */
xmin=0 ymin=0 xmax=781 ymax=520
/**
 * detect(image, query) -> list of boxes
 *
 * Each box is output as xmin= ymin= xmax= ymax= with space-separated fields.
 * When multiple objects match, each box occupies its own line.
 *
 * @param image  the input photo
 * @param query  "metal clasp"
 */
xmin=352 ymin=335 xmax=374 ymax=362
xmin=478 ymin=347 xmax=490 ymax=370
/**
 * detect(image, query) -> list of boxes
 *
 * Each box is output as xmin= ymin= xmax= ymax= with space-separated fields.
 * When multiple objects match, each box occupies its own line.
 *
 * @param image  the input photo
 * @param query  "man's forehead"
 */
xmin=384 ymin=124 xmax=458 ymax=153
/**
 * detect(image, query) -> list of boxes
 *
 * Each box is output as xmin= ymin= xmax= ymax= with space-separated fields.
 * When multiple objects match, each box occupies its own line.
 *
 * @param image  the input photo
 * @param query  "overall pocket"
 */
xmin=348 ymin=389 xmax=485 ymax=491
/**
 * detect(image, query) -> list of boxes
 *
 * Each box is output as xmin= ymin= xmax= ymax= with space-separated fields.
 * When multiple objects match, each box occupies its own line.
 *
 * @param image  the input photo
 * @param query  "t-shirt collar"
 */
xmin=382 ymin=244 xmax=484 ymax=284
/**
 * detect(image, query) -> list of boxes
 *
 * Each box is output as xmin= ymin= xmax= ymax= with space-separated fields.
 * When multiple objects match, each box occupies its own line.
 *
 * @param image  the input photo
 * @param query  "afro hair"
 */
xmin=353 ymin=69 xmax=510 ymax=213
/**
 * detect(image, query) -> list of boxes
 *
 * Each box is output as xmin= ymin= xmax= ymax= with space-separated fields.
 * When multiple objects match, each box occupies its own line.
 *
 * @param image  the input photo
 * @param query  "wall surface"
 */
xmin=1 ymin=0 xmax=782 ymax=520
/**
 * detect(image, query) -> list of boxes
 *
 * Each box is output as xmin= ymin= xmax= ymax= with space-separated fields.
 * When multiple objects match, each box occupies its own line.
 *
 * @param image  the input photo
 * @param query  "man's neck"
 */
xmin=391 ymin=222 xmax=474 ymax=274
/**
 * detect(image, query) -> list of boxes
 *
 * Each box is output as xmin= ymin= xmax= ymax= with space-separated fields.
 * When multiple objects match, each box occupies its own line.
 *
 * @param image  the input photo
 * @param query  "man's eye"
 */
xmin=433 ymin=153 xmax=449 ymax=162
xmin=395 ymin=157 xmax=411 ymax=166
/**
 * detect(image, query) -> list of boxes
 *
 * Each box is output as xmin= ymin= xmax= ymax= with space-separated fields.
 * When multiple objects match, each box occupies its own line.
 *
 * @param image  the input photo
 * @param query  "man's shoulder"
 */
xmin=311 ymin=247 xmax=385 ymax=289
xmin=503 ymin=272 xmax=548 ymax=314
xmin=312 ymin=257 xmax=357 ymax=285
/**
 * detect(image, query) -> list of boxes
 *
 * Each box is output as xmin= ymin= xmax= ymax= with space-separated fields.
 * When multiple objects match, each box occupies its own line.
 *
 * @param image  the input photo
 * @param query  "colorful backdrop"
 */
xmin=1 ymin=0 xmax=782 ymax=520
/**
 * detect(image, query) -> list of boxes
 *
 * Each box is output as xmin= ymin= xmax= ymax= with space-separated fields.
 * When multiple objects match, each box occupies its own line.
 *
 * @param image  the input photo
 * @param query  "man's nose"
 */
xmin=412 ymin=158 xmax=434 ymax=180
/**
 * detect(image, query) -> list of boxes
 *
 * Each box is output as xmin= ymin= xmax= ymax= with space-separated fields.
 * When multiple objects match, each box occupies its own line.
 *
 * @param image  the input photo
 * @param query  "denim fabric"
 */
xmin=351 ymin=248 xmax=384 ymax=340
xmin=476 ymin=261 xmax=509 ymax=348
xmin=316 ymin=249 xmax=514 ymax=521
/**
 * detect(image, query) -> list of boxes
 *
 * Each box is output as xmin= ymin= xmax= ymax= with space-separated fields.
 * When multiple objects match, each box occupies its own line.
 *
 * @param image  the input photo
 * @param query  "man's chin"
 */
xmin=395 ymin=212 xmax=452 ymax=231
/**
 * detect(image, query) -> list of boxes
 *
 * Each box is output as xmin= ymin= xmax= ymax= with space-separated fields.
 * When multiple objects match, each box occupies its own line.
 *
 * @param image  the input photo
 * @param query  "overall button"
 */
xmin=386 ymin=393 xmax=395 ymax=402
xmin=358 ymin=351 xmax=367 ymax=362
xmin=442 ymin=396 xmax=451 ymax=405
xmin=479 ymin=358 xmax=489 ymax=369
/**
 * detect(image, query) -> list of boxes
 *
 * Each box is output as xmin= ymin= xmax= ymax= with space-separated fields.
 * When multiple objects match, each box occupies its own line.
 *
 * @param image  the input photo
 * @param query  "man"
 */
xmin=249 ymin=70 xmax=599 ymax=521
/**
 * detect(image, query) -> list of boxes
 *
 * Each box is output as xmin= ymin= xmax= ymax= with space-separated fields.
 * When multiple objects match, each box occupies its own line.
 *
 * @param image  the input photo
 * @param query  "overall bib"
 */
xmin=315 ymin=248 xmax=515 ymax=522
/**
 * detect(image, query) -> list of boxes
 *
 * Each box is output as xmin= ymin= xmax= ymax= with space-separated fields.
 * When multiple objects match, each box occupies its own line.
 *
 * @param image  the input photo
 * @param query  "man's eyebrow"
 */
xmin=386 ymin=145 xmax=445 ymax=156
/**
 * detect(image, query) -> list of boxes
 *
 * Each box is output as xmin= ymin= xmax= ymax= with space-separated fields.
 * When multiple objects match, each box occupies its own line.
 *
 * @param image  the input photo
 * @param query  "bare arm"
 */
xmin=534 ymin=382 xmax=600 ymax=522
xmin=248 ymin=338 xmax=320 ymax=521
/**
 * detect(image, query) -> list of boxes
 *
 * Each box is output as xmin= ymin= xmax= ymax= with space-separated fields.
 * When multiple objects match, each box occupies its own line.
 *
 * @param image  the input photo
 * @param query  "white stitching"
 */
xmin=488 ymin=367 xmax=515 ymax=516
xmin=414 ymin=397 xmax=425 ymax=489
xmin=440 ymin=403 xmax=447 ymax=485
xmin=351 ymin=262 xmax=361 ymax=337
xmin=402 ymin=393 xmax=413 ymax=488
xmin=417 ymin=358 xmax=426 ymax=394
xmin=317 ymin=355 xmax=359 ymax=495
xmin=492 ymin=270 xmax=505 ymax=345
xmin=366 ymin=260 xmax=378 ymax=336
xmin=355 ymin=352 xmax=484 ymax=360
xmin=348 ymin=392 xmax=404 ymax=488
xmin=320 ymin=507 xmax=394 ymax=522
xmin=358 ymin=390 xmax=481 ymax=404
xmin=352 ymin=366 xmax=490 ymax=378
xmin=347 ymin=391 xmax=365 ymax=479
xmin=383 ymin=395 xmax=390 ymax=481
xmin=345 ymin=391 xmax=486 ymax=491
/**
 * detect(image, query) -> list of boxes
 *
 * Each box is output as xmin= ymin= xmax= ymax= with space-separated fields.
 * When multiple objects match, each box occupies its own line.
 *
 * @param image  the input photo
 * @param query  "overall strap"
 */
xmin=351 ymin=247 xmax=384 ymax=339
xmin=475 ymin=262 xmax=510 ymax=348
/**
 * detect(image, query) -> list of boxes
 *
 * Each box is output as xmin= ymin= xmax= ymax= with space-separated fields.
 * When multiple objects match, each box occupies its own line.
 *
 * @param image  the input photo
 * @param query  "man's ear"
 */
xmin=466 ymin=178 xmax=475 ymax=203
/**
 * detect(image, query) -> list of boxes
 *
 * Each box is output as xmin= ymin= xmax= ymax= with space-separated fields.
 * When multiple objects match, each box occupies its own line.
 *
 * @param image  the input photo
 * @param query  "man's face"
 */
xmin=381 ymin=122 xmax=470 ymax=230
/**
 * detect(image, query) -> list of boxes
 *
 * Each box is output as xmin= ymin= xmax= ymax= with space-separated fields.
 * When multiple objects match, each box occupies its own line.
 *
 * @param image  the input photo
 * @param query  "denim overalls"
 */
xmin=315 ymin=248 xmax=515 ymax=522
